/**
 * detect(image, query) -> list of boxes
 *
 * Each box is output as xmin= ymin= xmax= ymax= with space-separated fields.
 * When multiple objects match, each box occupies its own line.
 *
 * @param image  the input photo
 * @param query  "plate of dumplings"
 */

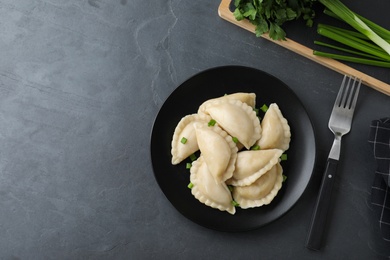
xmin=150 ymin=66 xmax=316 ymax=231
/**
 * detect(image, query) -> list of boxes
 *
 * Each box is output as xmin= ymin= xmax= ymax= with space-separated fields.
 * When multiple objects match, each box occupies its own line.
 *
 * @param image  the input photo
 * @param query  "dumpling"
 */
xmin=257 ymin=103 xmax=291 ymax=151
xmin=226 ymin=92 xmax=256 ymax=108
xmin=190 ymin=156 xmax=236 ymax=215
xmin=233 ymin=163 xmax=283 ymax=209
xmin=198 ymin=92 xmax=256 ymax=114
xmin=227 ymin=149 xmax=283 ymax=186
xmin=194 ymin=123 xmax=237 ymax=183
xmin=171 ymin=113 xmax=211 ymax=165
xmin=202 ymin=99 xmax=261 ymax=149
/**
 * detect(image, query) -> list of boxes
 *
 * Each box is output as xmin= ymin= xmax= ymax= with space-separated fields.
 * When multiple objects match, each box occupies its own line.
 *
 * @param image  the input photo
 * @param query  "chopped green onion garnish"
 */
xmin=231 ymin=200 xmax=240 ymax=207
xmin=189 ymin=153 xmax=197 ymax=161
xmin=208 ymin=119 xmax=216 ymax=127
xmin=281 ymin=154 xmax=288 ymax=161
xmin=283 ymin=175 xmax=287 ymax=182
xmin=181 ymin=137 xmax=187 ymax=144
xmin=251 ymin=145 xmax=260 ymax=150
xmin=188 ymin=182 xmax=194 ymax=189
xmin=186 ymin=163 xmax=192 ymax=169
xmin=253 ymin=108 xmax=259 ymax=116
xmin=260 ymin=104 xmax=269 ymax=112
xmin=232 ymin=137 xmax=239 ymax=143
xmin=228 ymin=185 xmax=234 ymax=192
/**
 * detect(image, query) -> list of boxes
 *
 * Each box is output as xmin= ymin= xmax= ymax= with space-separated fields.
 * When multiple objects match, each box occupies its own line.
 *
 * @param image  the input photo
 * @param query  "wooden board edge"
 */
xmin=218 ymin=0 xmax=390 ymax=96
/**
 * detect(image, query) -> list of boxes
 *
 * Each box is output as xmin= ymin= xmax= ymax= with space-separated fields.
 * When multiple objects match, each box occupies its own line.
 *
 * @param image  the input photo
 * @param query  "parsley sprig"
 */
xmin=233 ymin=0 xmax=316 ymax=40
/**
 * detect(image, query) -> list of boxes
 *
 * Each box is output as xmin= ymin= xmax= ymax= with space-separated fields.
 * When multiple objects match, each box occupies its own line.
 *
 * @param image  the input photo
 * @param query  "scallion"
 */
xmin=314 ymin=40 xmax=387 ymax=61
xmin=260 ymin=104 xmax=269 ymax=113
xmin=181 ymin=137 xmax=188 ymax=144
xmin=189 ymin=153 xmax=197 ymax=162
xmin=231 ymin=200 xmax=240 ymax=207
xmin=188 ymin=182 xmax=194 ymax=189
xmin=323 ymin=8 xmax=390 ymax=42
xmin=316 ymin=26 xmax=390 ymax=61
xmin=186 ymin=163 xmax=192 ymax=169
xmin=251 ymin=145 xmax=260 ymax=150
xmin=318 ymin=20 xmax=369 ymax=41
xmin=208 ymin=119 xmax=216 ymax=127
xmin=313 ymin=51 xmax=390 ymax=68
xmin=317 ymin=24 xmax=385 ymax=53
xmin=319 ymin=0 xmax=390 ymax=55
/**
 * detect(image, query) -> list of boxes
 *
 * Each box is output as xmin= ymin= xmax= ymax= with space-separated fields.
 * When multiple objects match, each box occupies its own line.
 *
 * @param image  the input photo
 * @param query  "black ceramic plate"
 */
xmin=150 ymin=66 xmax=316 ymax=232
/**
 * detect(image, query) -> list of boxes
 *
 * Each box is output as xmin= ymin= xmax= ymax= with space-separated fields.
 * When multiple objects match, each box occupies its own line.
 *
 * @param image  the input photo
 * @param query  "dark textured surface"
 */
xmin=0 ymin=0 xmax=389 ymax=259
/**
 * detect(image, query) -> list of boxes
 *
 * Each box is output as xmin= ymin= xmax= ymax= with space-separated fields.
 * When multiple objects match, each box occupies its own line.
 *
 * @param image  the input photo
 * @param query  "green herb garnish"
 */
xmin=233 ymin=0 xmax=316 ymax=40
xmin=232 ymin=200 xmax=240 ymax=207
xmin=189 ymin=153 xmax=197 ymax=162
xmin=251 ymin=145 xmax=260 ymax=150
xmin=208 ymin=119 xmax=216 ymax=127
xmin=260 ymin=104 xmax=269 ymax=113
xmin=181 ymin=137 xmax=187 ymax=144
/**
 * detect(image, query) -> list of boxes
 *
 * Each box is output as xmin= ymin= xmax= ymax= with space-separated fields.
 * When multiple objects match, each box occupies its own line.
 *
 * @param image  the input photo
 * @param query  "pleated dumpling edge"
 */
xmin=201 ymin=99 xmax=261 ymax=150
xmin=194 ymin=122 xmax=238 ymax=184
xmin=171 ymin=113 xmax=211 ymax=165
xmin=257 ymin=103 xmax=291 ymax=152
xmin=227 ymin=149 xmax=283 ymax=187
xmin=190 ymin=157 xmax=236 ymax=215
xmin=233 ymin=163 xmax=283 ymax=209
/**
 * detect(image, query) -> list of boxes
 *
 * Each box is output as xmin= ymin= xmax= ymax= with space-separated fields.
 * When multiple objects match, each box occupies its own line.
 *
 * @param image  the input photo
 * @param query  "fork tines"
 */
xmin=336 ymin=75 xmax=362 ymax=110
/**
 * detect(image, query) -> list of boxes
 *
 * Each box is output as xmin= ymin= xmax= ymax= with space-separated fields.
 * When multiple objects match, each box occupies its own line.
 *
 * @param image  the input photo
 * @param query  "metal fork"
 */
xmin=306 ymin=75 xmax=361 ymax=251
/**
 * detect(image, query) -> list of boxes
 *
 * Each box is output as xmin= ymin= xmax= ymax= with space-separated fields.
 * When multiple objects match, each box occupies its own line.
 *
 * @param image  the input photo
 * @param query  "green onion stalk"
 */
xmin=319 ymin=0 xmax=390 ymax=55
xmin=316 ymin=24 xmax=390 ymax=61
xmin=313 ymin=51 xmax=390 ymax=68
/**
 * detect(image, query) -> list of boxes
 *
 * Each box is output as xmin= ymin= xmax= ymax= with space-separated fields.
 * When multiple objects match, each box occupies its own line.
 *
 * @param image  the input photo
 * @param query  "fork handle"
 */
xmin=306 ymin=158 xmax=338 ymax=251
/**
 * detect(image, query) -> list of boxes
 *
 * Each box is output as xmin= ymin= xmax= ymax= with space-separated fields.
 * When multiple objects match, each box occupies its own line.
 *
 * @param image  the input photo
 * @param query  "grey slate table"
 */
xmin=1 ymin=0 xmax=389 ymax=259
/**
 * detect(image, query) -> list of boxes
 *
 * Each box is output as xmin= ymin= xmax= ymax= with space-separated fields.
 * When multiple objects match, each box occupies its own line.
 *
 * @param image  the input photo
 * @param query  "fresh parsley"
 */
xmin=233 ymin=0 xmax=317 ymax=40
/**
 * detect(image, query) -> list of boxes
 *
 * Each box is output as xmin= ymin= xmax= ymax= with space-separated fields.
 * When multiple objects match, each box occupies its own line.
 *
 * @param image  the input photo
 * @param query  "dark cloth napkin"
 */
xmin=368 ymin=117 xmax=390 ymax=242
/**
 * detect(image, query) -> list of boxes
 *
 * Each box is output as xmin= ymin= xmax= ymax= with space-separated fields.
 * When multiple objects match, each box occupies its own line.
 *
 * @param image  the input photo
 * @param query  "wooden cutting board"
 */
xmin=218 ymin=0 xmax=390 ymax=96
